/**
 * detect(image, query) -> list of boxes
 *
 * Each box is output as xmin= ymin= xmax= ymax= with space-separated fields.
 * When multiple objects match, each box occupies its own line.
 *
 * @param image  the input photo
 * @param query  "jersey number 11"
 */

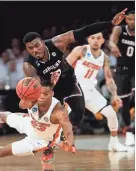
xmin=84 ymin=69 xmax=94 ymax=79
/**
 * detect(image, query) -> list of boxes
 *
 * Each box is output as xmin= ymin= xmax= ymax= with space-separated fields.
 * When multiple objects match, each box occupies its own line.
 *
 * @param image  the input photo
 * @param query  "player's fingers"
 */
xmin=120 ymin=8 xmax=128 ymax=14
xmin=119 ymin=15 xmax=127 ymax=20
xmin=70 ymin=146 xmax=76 ymax=154
xmin=56 ymin=143 xmax=63 ymax=149
xmin=119 ymin=51 xmax=122 ymax=57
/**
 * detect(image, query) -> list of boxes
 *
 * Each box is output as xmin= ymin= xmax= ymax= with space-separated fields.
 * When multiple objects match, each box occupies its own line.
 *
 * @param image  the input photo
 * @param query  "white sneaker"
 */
xmin=125 ymin=132 xmax=135 ymax=146
xmin=108 ymin=142 xmax=128 ymax=152
xmin=108 ymin=136 xmax=127 ymax=152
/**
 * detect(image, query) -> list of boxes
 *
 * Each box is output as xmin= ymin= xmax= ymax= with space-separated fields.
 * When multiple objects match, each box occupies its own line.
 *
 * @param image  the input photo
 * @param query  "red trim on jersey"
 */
xmin=34 ymin=125 xmax=62 ymax=152
xmin=72 ymin=60 xmax=78 ymax=68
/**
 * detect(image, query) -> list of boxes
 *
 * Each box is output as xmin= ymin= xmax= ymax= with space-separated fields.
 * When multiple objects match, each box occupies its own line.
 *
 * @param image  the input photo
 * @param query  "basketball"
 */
xmin=16 ymin=77 xmax=41 ymax=101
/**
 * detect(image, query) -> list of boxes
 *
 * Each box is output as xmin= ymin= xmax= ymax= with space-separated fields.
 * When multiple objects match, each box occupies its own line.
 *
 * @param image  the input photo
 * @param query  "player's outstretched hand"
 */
xmin=111 ymin=95 xmax=122 ymax=111
xmin=111 ymin=45 xmax=122 ymax=57
xmin=50 ymin=70 xmax=61 ymax=86
xmin=56 ymin=141 xmax=76 ymax=154
xmin=112 ymin=8 xmax=127 ymax=25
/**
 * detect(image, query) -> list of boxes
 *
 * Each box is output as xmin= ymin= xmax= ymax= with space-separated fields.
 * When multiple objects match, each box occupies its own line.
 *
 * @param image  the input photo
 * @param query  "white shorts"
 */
xmin=12 ymin=137 xmax=50 ymax=156
xmin=6 ymin=114 xmax=61 ymax=156
xmin=82 ymin=87 xmax=107 ymax=114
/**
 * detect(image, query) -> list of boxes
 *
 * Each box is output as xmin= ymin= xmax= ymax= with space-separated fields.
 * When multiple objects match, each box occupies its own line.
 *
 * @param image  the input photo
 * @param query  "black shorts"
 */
xmin=114 ymin=66 xmax=135 ymax=97
xmin=54 ymin=82 xmax=85 ymax=126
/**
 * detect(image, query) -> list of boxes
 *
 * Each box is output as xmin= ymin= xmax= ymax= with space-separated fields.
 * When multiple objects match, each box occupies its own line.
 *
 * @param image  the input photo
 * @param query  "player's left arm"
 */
xmin=66 ymin=46 xmax=87 ymax=67
xmin=51 ymin=9 xmax=127 ymax=52
xmin=103 ymin=54 xmax=122 ymax=106
xmin=51 ymin=103 xmax=74 ymax=147
xmin=103 ymin=54 xmax=117 ymax=96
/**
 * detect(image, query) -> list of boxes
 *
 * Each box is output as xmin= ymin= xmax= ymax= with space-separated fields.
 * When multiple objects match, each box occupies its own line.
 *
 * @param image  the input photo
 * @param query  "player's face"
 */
xmin=37 ymin=86 xmax=54 ymax=106
xmin=87 ymin=33 xmax=105 ymax=50
xmin=25 ymin=38 xmax=45 ymax=60
xmin=19 ymin=99 xmax=37 ymax=109
xmin=126 ymin=14 xmax=135 ymax=30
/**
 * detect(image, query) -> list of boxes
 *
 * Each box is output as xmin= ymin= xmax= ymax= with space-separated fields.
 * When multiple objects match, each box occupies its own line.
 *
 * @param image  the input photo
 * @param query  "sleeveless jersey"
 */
xmin=26 ymin=97 xmax=62 ymax=141
xmin=75 ymin=45 xmax=105 ymax=90
xmin=24 ymin=39 xmax=77 ymax=96
xmin=117 ymin=25 xmax=135 ymax=68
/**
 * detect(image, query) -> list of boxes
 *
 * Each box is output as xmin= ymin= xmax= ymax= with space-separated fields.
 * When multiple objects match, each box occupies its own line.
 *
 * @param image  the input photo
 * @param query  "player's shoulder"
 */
xmin=73 ymin=45 xmax=87 ymax=54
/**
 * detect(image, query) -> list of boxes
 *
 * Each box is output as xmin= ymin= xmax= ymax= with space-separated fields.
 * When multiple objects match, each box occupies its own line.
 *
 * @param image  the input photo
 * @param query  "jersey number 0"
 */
xmin=126 ymin=46 xmax=134 ymax=57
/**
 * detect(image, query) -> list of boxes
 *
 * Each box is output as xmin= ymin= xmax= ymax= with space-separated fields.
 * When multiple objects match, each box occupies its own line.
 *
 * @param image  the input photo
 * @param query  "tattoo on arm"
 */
xmin=103 ymin=54 xmax=117 ymax=96
xmin=109 ymin=26 xmax=122 ymax=48
xmin=51 ymin=103 xmax=74 ymax=145
xmin=52 ymin=31 xmax=75 ymax=52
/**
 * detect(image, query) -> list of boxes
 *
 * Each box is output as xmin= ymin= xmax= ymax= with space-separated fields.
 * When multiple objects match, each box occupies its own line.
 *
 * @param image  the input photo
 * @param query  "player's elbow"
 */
xmin=106 ymin=78 xmax=112 ymax=85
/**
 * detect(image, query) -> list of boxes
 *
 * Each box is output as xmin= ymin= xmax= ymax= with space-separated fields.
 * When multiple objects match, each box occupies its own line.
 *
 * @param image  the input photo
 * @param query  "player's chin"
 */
xmin=92 ymin=46 xmax=99 ymax=50
xmin=37 ymin=101 xmax=45 ymax=106
xmin=130 ymin=26 xmax=135 ymax=30
xmin=34 ymin=55 xmax=43 ymax=60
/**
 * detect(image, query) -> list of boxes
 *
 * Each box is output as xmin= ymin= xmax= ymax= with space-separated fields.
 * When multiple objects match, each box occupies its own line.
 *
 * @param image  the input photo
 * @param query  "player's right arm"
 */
xmin=0 ymin=112 xmax=11 ymax=123
xmin=0 ymin=112 xmax=28 ymax=124
xmin=66 ymin=46 xmax=86 ymax=67
xmin=109 ymin=26 xmax=122 ymax=57
xmin=23 ymin=62 xmax=41 ymax=81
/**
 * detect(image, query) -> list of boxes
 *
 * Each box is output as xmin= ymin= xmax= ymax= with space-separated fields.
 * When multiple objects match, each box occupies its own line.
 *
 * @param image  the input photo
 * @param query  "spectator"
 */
xmin=0 ymin=52 xmax=10 ymax=89
xmin=50 ymin=26 xmax=57 ymax=37
xmin=42 ymin=28 xmax=51 ymax=39
xmin=6 ymin=38 xmax=21 ymax=59
xmin=8 ymin=59 xmax=24 ymax=89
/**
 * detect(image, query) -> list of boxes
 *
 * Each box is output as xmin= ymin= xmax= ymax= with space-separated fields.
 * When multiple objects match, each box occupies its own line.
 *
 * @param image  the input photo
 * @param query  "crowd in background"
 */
xmin=0 ymin=20 xmax=134 ymax=136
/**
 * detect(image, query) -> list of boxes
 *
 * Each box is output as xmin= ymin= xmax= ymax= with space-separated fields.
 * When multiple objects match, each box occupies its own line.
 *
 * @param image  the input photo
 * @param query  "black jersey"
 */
xmin=117 ymin=25 xmax=135 ymax=68
xmin=24 ymin=39 xmax=77 ymax=97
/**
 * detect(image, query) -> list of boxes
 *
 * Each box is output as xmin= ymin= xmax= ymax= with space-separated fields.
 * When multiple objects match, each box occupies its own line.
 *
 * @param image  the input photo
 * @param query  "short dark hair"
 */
xmin=40 ymin=80 xmax=53 ymax=89
xmin=23 ymin=32 xmax=42 ymax=44
xmin=127 ymin=10 xmax=135 ymax=15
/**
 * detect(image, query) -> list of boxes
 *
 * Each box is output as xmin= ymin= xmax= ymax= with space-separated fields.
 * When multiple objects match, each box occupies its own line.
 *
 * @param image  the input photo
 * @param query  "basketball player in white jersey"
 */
xmin=66 ymin=32 xmax=127 ymax=152
xmin=0 ymin=80 xmax=75 ymax=161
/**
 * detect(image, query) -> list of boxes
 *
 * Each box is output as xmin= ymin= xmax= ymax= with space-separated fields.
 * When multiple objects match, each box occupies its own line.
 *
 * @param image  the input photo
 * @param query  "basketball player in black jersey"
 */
xmin=109 ymin=10 xmax=135 ymax=146
xmin=23 ymin=9 xmax=127 ymax=162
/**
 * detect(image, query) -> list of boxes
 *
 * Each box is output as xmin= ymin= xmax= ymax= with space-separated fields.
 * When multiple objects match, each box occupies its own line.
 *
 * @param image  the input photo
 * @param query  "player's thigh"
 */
xmin=64 ymin=84 xmax=85 ymax=114
xmin=85 ymin=88 xmax=107 ymax=114
xmin=12 ymin=137 xmax=49 ymax=156
xmin=114 ymin=72 xmax=131 ymax=96
xmin=65 ymin=94 xmax=85 ymax=115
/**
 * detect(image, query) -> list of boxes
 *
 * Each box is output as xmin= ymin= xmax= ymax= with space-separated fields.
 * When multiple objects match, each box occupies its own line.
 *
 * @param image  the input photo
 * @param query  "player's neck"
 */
xmin=90 ymin=48 xmax=101 ymax=58
xmin=41 ymin=46 xmax=50 ymax=62
xmin=38 ymin=100 xmax=52 ymax=118
xmin=127 ymin=26 xmax=135 ymax=36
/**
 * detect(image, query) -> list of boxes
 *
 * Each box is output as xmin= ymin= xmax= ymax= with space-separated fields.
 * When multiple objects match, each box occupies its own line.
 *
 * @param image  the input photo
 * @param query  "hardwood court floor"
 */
xmin=0 ymin=135 xmax=135 ymax=171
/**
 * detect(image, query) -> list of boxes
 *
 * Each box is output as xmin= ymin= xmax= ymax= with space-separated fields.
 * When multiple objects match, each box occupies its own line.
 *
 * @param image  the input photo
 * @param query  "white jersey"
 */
xmin=25 ymin=97 xmax=62 ymax=141
xmin=75 ymin=45 xmax=105 ymax=90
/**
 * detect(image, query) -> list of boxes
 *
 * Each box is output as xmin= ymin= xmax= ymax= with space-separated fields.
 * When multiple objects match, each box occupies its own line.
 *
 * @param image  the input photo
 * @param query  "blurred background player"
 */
xmin=0 ymin=79 xmax=75 ymax=162
xmin=109 ymin=10 xmax=135 ymax=146
xmin=66 ymin=32 xmax=127 ymax=152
